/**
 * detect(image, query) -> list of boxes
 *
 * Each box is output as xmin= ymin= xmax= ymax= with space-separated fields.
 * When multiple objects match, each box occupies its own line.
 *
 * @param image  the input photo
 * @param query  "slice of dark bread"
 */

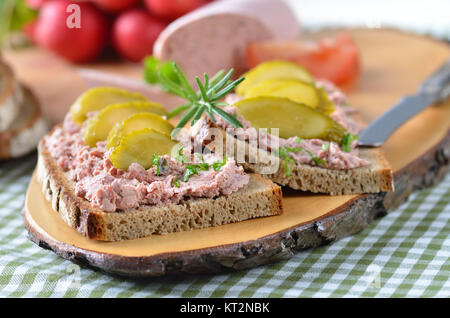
xmin=192 ymin=118 xmax=394 ymax=195
xmin=37 ymin=135 xmax=283 ymax=241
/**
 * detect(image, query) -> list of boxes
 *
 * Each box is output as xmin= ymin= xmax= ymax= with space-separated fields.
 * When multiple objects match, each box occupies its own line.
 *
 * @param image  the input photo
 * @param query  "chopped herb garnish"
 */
xmin=304 ymin=149 xmax=327 ymax=166
xmin=152 ymin=154 xmax=160 ymax=176
xmin=198 ymin=162 xmax=210 ymax=171
xmin=180 ymin=156 xmax=228 ymax=182
xmin=275 ymin=145 xmax=327 ymax=177
xmin=321 ymin=143 xmax=330 ymax=151
xmin=211 ymin=155 xmax=228 ymax=171
xmin=182 ymin=164 xmax=199 ymax=182
xmin=295 ymin=137 xmax=302 ymax=143
xmin=275 ymin=147 xmax=295 ymax=177
xmin=143 ymin=56 xmax=244 ymax=136
xmin=173 ymin=177 xmax=180 ymax=188
xmin=341 ymin=133 xmax=359 ymax=152
xmin=176 ymin=145 xmax=187 ymax=163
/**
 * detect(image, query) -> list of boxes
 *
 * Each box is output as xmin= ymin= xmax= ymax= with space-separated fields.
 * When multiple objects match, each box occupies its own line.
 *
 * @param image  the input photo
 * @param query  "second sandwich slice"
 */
xmin=167 ymin=61 xmax=394 ymax=195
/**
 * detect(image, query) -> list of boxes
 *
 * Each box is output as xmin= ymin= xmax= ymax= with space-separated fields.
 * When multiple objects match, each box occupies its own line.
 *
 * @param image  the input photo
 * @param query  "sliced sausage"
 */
xmin=153 ymin=0 xmax=301 ymax=81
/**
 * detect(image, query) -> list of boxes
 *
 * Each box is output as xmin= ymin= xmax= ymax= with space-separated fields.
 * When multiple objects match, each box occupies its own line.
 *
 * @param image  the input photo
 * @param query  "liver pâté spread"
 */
xmin=43 ymin=115 xmax=249 ymax=212
xmin=210 ymin=80 xmax=370 ymax=170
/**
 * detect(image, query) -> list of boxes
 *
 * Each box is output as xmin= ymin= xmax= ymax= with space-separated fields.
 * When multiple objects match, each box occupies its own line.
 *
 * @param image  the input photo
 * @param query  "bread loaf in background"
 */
xmin=0 ymin=59 xmax=49 ymax=159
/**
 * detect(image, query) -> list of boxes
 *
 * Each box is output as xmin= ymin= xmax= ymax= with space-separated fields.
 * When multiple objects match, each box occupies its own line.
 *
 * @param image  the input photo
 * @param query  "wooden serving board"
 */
xmin=18 ymin=29 xmax=450 ymax=277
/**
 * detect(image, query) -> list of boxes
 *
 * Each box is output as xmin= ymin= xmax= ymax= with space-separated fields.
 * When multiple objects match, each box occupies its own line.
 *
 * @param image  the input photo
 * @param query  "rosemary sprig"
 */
xmin=144 ymin=57 xmax=244 ymax=136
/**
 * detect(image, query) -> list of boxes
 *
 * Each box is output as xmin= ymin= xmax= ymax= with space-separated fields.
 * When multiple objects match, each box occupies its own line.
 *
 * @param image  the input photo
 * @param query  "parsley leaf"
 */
xmin=211 ymin=155 xmax=227 ymax=171
xmin=341 ymin=133 xmax=359 ymax=152
xmin=176 ymin=145 xmax=187 ymax=164
xmin=275 ymin=145 xmax=327 ymax=177
xmin=198 ymin=163 xmax=210 ymax=171
xmin=182 ymin=164 xmax=199 ymax=182
xmin=153 ymin=154 xmax=160 ymax=176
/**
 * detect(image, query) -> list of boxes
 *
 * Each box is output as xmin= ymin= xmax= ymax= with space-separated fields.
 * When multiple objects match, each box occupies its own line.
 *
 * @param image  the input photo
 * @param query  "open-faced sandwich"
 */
xmin=37 ymin=86 xmax=282 ymax=241
xmin=145 ymin=60 xmax=394 ymax=195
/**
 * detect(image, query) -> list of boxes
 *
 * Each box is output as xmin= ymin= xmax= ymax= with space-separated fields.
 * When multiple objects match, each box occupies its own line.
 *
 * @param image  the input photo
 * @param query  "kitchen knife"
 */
xmin=358 ymin=59 xmax=450 ymax=147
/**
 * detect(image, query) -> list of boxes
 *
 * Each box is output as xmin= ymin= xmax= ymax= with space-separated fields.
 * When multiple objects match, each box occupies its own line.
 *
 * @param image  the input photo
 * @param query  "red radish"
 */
xmin=246 ymin=33 xmax=361 ymax=86
xmin=144 ymin=0 xmax=210 ymax=20
xmin=112 ymin=9 xmax=166 ymax=62
xmin=91 ymin=0 xmax=141 ymax=13
xmin=33 ymin=0 xmax=108 ymax=63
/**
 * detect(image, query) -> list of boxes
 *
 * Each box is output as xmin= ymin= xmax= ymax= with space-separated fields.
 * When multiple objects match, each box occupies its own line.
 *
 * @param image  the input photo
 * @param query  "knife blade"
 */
xmin=358 ymin=59 xmax=450 ymax=147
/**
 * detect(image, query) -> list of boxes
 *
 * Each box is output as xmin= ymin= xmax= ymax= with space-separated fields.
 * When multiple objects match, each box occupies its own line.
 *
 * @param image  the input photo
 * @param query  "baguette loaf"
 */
xmin=195 ymin=121 xmax=394 ymax=195
xmin=37 ymin=139 xmax=283 ymax=241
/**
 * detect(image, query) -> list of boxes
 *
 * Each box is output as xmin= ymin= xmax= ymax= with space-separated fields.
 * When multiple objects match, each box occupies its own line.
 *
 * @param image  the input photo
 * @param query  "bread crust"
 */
xmin=201 ymin=122 xmax=394 ymax=195
xmin=0 ymin=84 xmax=49 ymax=159
xmin=37 ymin=135 xmax=283 ymax=241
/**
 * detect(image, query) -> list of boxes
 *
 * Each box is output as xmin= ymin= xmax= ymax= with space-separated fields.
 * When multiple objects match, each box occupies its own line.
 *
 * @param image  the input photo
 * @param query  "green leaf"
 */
xmin=207 ymin=69 xmax=234 ymax=96
xmin=212 ymin=77 xmax=245 ymax=101
xmin=174 ymin=106 xmax=198 ymax=130
xmin=196 ymin=77 xmax=208 ymax=101
xmin=191 ymin=105 xmax=205 ymax=125
xmin=144 ymin=59 xmax=243 ymax=132
xmin=209 ymin=70 xmax=226 ymax=87
xmin=143 ymin=56 xmax=160 ymax=84
xmin=212 ymin=106 xmax=243 ymax=128
xmin=167 ymin=102 xmax=191 ymax=119
xmin=182 ymin=164 xmax=199 ymax=182
xmin=212 ymin=155 xmax=228 ymax=171
xmin=143 ymin=56 xmax=180 ymax=90
xmin=173 ymin=63 xmax=198 ymax=100
xmin=341 ymin=133 xmax=359 ymax=152
xmin=0 ymin=0 xmax=37 ymax=47
xmin=152 ymin=154 xmax=160 ymax=176
xmin=198 ymin=163 xmax=210 ymax=171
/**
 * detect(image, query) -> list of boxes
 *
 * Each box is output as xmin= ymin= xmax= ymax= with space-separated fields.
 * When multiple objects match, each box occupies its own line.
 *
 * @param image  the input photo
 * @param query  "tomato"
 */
xmin=144 ymin=0 xmax=210 ymax=20
xmin=33 ymin=1 xmax=108 ymax=63
xmin=246 ymin=33 xmax=360 ymax=86
xmin=92 ymin=0 xmax=140 ymax=13
xmin=112 ymin=9 xmax=167 ymax=62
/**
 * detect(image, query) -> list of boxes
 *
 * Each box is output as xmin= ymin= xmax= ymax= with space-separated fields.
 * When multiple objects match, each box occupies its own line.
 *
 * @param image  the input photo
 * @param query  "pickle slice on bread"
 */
xmin=70 ymin=87 xmax=161 ymax=125
xmin=82 ymin=101 xmax=167 ymax=147
xmin=235 ymin=96 xmax=346 ymax=142
xmin=236 ymin=60 xmax=313 ymax=96
xmin=107 ymin=112 xmax=173 ymax=150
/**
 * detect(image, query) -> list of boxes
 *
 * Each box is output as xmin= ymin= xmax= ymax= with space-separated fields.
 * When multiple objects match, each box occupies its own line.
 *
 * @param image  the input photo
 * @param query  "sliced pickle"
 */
xmin=245 ymin=79 xmax=335 ymax=115
xmin=234 ymin=96 xmax=347 ymax=142
xmin=316 ymin=86 xmax=336 ymax=114
xmin=107 ymin=112 xmax=174 ymax=150
xmin=243 ymin=78 xmax=289 ymax=97
xmin=82 ymin=101 xmax=167 ymax=147
xmin=110 ymin=128 xmax=177 ymax=171
xmin=69 ymin=87 xmax=161 ymax=125
xmin=236 ymin=60 xmax=313 ymax=96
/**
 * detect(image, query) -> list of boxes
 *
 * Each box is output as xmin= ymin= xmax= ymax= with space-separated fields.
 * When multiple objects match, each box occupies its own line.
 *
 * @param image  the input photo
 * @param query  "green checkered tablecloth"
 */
xmin=0 ymin=154 xmax=448 ymax=298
